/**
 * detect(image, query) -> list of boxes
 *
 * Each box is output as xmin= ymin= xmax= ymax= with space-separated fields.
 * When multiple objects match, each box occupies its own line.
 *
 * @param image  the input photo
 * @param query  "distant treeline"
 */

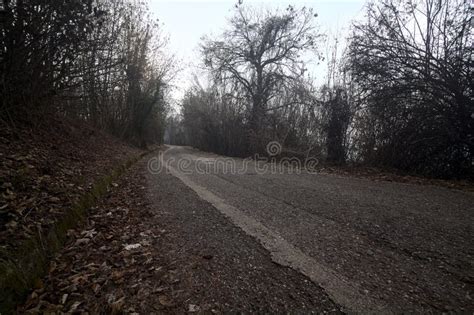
xmin=0 ymin=0 xmax=175 ymax=147
xmin=167 ymin=0 xmax=473 ymax=179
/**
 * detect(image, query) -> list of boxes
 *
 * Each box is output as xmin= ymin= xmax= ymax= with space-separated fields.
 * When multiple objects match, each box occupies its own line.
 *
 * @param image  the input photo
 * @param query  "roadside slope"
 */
xmin=0 ymin=118 xmax=145 ymax=311
xmin=0 ymin=118 xmax=143 ymax=249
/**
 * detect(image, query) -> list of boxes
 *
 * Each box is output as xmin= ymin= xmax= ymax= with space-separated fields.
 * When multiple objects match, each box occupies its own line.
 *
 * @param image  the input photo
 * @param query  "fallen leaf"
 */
xmin=81 ymin=229 xmax=96 ymax=238
xmin=92 ymin=282 xmax=101 ymax=294
xmin=75 ymin=238 xmax=90 ymax=245
xmin=112 ymin=270 xmax=125 ymax=280
xmin=1 ymin=182 xmax=12 ymax=189
xmin=109 ymin=297 xmax=125 ymax=312
xmin=61 ymin=293 xmax=68 ymax=305
xmin=188 ymin=304 xmax=200 ymax=312
xmin=5 ymin=220 xmax=18 ymax=228
xmin=49 ymin=261 xmax=57 ymax=273
xmin=158 ymin=294 xmax=173 ymax=307
xmin=124 ymin=243 xmax=141 ymax=250
xmin=153 ymin=286 xmax=167 ymax=293
xmin=69 ymin=301 xmax=81 ymax=312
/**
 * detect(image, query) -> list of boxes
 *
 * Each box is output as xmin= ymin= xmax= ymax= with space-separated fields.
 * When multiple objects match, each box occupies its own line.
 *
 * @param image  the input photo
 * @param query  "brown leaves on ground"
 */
xmin=0 ymin=117 xmax=143 ymax=251
xmin=18 ymin=161 xmax=177 ymax=313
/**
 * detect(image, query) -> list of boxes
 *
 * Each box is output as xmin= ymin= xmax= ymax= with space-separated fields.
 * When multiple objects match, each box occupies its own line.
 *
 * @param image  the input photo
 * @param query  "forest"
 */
xmin=167 ymin=0 xmax=473 ymax=179
xmin=0 ymin=0 xmax=472 ymax=179
xmin=0 ymin=0 xmax=175 ymax=148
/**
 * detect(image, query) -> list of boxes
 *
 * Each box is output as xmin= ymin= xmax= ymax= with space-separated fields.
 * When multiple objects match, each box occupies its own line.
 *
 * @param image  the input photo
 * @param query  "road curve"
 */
xmin=155 ymin=145 xmax=474 ymax=312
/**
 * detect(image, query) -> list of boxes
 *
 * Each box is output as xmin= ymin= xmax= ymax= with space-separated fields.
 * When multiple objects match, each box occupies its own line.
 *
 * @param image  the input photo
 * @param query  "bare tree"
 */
xmin=348 ymin=0 xmax=473 ymax=177
xmin=0 ymin=0 xmax=95 ymax=117
xmin=201 ymin=5 xmax=320 ymax=152
xmin=0 ymin=0 xmax=174 ymax=147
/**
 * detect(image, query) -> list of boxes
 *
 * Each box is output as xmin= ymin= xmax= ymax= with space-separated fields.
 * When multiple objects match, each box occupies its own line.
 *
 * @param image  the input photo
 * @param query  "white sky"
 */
xmin=148 ymin=0 xmax=367 ymax=102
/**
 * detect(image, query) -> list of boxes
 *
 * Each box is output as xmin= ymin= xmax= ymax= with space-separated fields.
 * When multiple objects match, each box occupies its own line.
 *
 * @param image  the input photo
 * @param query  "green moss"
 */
xmin=0 ymin=235 xmax=47 ymax=313
xmin=0 ymin=148 xmax=156 ymax=314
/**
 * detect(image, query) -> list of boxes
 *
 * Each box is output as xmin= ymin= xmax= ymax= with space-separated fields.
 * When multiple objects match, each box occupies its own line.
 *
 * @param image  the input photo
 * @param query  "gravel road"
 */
xmin=150 ymin=145 xmax=474 ymax=312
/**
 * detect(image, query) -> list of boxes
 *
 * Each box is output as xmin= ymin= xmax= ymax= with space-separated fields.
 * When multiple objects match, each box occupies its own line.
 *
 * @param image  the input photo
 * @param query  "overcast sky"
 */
xmin=148 ymin=0 xmax=367 ymax=102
